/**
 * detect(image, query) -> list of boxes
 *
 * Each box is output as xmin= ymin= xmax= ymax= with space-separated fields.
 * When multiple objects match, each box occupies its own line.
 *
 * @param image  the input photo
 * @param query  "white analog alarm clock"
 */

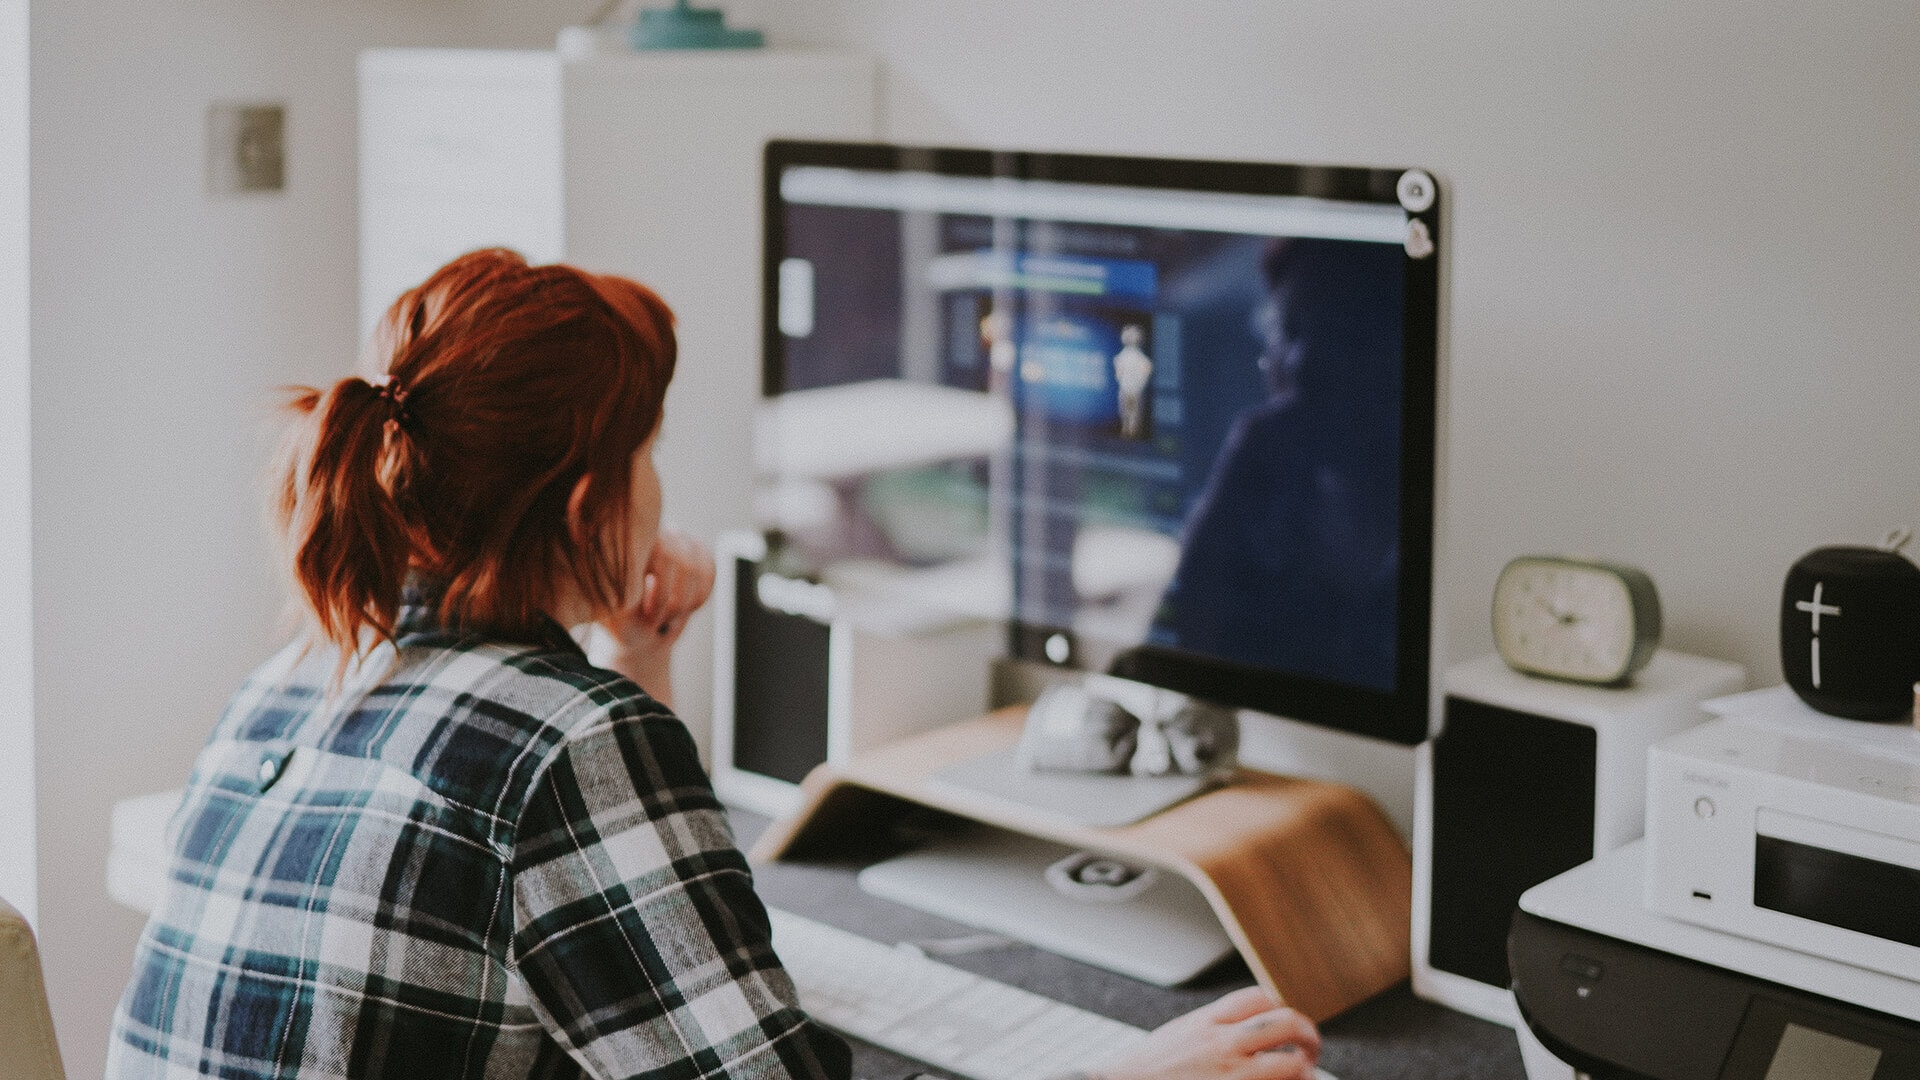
xmin=1491 ymin=555 xmax=1662 ymax=685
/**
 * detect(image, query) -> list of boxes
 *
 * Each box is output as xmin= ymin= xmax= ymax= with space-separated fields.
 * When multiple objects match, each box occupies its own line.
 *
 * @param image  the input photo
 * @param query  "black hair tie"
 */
xmin=374 ymin=376 xmax=414 ymax=432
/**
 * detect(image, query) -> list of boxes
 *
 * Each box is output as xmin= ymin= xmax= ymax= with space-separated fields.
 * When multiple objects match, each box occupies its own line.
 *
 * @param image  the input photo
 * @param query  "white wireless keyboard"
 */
xmin=770 ymin=907 xmax=1146 ymax=1079
xmin=768 ymin=908 xmax=1338 ymax=1080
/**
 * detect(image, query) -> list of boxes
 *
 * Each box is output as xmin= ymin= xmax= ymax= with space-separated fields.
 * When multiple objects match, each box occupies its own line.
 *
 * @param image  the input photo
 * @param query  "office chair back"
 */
xmin=0 ymin=893 xmax=67 ymax=1080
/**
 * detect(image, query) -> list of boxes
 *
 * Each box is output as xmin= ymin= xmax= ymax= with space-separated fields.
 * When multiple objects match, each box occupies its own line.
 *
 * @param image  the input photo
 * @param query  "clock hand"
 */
xmin=1529 ymin=592 xmax=1579 ymax=625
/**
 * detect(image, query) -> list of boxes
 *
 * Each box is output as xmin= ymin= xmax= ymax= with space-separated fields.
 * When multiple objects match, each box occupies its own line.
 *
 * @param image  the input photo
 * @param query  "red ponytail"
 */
xmin=274 ymin=248 xmax=676 ymax=658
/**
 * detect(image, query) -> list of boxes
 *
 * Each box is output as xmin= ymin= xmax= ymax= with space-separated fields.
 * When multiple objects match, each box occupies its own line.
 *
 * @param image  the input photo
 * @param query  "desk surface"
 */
xmin=733 ymin=809 xmax=1527 ymax=1080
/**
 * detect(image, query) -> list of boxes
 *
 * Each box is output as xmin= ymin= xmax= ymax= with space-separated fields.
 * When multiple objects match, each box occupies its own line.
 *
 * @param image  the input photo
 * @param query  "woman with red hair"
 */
xmin=106 ymin=249 xmax=1321 ymax=1080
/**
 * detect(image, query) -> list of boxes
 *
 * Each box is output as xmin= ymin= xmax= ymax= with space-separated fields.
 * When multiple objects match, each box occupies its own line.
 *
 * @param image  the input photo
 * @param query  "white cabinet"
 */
xmin=359 ymin=47 xmax=879 ymax=754
xmin=359 ymin=49 xmax=567 ymax=338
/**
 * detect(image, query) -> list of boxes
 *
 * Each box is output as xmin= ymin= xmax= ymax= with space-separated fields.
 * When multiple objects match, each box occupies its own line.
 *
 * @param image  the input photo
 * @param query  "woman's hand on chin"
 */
xmin=601 ymin=527 xmax=716 ymax=708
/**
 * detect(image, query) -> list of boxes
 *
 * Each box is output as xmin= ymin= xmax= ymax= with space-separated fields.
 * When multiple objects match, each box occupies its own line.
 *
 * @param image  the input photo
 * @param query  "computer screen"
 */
xmin=759 ymin=141 xmax=1441 ymax=745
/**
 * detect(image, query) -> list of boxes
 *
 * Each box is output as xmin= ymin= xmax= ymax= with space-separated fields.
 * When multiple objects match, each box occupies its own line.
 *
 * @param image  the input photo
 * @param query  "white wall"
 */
xmin=760 ymin=0 xmax=1920 ymax=689
xmin=28 ymin=1 xmax=573 ymax=1072
xmin=1 ymin=0 xmax=30 ymax=928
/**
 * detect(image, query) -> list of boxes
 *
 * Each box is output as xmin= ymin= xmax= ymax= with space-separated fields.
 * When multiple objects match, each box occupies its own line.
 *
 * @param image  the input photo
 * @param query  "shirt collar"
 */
xmin=395 ymin=575 xmax=585 ymax=658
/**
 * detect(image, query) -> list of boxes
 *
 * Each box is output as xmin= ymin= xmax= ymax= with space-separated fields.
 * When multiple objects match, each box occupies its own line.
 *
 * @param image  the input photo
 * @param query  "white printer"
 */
xmin=1644 ymin=686 xmax=1920 ymax=982
xmin=1511 ymin=686 xmax=1920 ymax=1080
xmin=1513 ymin=841 xmax=1920 ymax=1080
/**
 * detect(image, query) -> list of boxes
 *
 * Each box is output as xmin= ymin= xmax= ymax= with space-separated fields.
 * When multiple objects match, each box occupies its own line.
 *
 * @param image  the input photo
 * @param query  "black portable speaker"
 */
xmin=1780 ymin=545 xmax=1920 ymax=720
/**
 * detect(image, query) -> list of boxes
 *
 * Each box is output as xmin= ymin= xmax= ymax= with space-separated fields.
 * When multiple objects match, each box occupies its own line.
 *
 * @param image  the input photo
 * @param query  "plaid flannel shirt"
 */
xmin=106 ymin=599 xmax=851 ymax=1080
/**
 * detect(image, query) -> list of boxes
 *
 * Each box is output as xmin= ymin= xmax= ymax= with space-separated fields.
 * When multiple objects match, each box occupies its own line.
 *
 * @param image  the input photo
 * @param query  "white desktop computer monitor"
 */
xmin=758 ymin=141 xmax=1441 ymax=743
xmin=748 ymin=141 xmax=1444 ymax=981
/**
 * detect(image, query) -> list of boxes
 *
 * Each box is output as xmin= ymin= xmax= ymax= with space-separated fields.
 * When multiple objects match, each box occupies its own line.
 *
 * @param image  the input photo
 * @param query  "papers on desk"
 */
xmin=1703 ymin=684 xmax=1834 ymax=723
xmin=1702 ymin=683 xmax=1920 ymax=757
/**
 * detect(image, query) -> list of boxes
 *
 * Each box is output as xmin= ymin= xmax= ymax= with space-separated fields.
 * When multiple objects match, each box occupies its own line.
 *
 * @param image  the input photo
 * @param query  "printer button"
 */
xmin=1558 ymin=953 xmax=1604 ymax=982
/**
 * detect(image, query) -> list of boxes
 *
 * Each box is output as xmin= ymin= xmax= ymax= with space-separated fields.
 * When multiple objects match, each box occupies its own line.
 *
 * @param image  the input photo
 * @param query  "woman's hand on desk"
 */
xmin=1098 ymin=986 xmax=1321 ymax=1080
xmin=599 ymin=526 xmax=715 ymax=709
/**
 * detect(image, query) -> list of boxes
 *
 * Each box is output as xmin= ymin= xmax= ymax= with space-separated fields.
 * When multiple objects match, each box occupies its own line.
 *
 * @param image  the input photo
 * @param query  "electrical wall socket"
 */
xmin=207 ymin=102 xmax=285 ymax=194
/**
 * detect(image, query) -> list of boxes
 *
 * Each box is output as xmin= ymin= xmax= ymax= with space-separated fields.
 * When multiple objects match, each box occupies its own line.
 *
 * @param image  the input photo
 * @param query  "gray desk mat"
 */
xmin=732 ymin=809 xmax=1525 ymax=1080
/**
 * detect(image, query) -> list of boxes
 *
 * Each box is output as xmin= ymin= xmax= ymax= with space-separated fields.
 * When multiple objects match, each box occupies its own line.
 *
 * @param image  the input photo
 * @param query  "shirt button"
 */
xmin=257 ymin=752 xmax=284 ymax=790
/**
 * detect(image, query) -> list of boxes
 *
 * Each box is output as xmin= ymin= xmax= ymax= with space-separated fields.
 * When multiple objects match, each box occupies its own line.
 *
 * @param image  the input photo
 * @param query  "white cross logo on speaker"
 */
xmin=1794 ymin=581 xmax=1841 ymax=688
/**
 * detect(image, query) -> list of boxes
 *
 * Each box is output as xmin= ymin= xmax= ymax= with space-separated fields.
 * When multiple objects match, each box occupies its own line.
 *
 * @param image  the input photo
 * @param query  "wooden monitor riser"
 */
xmin=749 ymin=707 xmax=1413 ymax=1023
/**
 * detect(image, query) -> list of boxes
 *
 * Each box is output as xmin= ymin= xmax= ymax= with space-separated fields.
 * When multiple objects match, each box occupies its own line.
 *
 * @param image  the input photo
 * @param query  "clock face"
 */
xmin=1492 ymin=557 xmax=1658 ymax=684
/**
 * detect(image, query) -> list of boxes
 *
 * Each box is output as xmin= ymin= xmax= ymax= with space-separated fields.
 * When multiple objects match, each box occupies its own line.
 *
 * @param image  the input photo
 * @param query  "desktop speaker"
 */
xmin=1412 ymin=651 xmax=1744 ymax=1025
xmin=1779 ymin=544 xmax=1920 ymax=720
xmin=710 ymin=530 xmax=1003 ymax=818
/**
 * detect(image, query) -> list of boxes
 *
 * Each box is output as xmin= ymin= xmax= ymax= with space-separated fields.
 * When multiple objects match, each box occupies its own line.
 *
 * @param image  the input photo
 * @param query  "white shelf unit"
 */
xmin=358 ymin=47 xmax=879 ymax=755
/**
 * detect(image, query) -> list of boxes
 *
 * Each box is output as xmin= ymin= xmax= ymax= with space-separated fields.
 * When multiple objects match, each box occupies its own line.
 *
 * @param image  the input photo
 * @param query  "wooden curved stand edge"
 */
xmin=748 ymin=708 xmax=1412 ymax=1022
